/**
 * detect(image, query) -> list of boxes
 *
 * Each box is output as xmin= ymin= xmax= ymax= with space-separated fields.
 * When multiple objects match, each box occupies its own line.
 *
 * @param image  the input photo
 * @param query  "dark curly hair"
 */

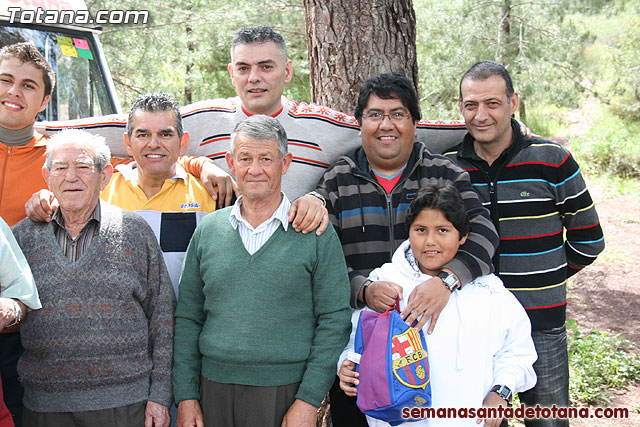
xmin=406 ymin=183 xmax=471 ymax=238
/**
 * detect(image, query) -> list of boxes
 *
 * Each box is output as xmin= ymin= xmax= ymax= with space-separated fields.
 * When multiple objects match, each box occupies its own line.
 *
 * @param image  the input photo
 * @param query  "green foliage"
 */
xmin=87 ymin=0 xmax=308 ymax=110
xmin=571 ymin=111 xmax=640 ymax=178
xmin=522 ymin=105 xmax=569 ymax=139
xmin=607 ymin=14 xmax=640 ymax=121
xmin=83 ymin=0 xmax=640 ymax=134
xmin=414 ymin=0 xmax=593 ymax=119
xmin=571 ymin=3 xmax=640 ymax=121
xmin=567 ymin=319 xmax=640 ymax=405
xmin=587 ymin=172 xmax=640 ymax=198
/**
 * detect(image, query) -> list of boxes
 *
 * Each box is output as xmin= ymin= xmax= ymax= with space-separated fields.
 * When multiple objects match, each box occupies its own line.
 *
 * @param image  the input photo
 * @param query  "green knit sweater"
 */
xmin=173 ymin=207 xmax=351 ymax=407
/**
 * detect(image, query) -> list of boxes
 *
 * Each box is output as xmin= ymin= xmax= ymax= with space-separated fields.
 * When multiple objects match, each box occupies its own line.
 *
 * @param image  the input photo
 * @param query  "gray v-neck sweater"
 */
xmin=12 ymin=201 xmax=176 ymax=412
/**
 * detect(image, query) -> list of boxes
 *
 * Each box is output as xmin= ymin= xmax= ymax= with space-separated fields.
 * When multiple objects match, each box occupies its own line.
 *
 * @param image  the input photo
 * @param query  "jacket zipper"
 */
xmin=352 ymin=150 xmax=423 ymax=260
xmin=466 ymin=142 xmax=525 ymax=273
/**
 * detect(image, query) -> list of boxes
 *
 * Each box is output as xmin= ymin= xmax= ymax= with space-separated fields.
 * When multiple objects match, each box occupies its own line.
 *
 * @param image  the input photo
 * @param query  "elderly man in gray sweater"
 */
xmin=11 ymin=129 xmax=175 ymax=427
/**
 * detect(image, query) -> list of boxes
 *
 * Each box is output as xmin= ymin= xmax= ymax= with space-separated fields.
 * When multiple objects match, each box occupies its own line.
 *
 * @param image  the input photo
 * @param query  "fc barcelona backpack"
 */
xmin=351 ymin=304 xmax=432 ymax=425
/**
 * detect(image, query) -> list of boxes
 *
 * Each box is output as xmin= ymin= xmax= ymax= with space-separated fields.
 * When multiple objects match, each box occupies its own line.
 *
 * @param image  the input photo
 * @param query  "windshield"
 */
xmin=0 ymin=23 xmax=117 ymax=121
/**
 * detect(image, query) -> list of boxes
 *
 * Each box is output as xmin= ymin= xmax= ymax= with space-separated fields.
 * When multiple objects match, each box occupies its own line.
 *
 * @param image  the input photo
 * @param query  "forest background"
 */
xmin=86 ymin=0 xmax=640 ymax=424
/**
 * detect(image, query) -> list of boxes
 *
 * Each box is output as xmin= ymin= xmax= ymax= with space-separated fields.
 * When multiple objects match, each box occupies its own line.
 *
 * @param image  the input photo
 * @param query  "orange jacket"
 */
xmin=0 ymin=133 xmax=48 ymax=227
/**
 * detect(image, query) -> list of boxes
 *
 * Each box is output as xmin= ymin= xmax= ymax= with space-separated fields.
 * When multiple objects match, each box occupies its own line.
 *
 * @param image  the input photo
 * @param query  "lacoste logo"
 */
xmin=520 ymin=191 xmax=530 ymax=197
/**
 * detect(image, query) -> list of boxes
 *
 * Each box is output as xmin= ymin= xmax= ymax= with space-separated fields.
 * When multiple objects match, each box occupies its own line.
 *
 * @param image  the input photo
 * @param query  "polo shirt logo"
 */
xmin=520 ymin=191 xmax=530 ymax=197
xmin=180 ymin=202 xmax=202 ymax=209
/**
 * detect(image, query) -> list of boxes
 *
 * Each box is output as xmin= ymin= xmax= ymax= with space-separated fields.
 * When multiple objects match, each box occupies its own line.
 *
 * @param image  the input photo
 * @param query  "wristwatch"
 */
xmin=436 ymin=271 xmax=459 ymax=292
xmin=490 ymin=384 xmax=513 ymax=402
xmin=361 ymin=279 xmax=373 ymax=306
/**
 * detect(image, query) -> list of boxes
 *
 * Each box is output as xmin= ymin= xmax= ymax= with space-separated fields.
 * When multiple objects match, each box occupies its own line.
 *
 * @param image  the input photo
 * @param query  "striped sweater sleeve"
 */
xmin=434 ymin=158 xmax=499 ymax=286
xmin=551 ymin=149 xmax=604 ymax=276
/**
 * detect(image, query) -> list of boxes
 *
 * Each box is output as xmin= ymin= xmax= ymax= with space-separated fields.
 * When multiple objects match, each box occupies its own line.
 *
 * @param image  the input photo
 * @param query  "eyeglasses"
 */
xmin=362 ymin=111 xmax=411 ymax=123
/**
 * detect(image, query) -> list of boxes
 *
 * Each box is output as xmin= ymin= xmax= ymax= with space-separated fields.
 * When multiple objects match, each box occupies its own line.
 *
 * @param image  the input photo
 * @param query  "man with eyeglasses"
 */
xmin=316 ymin=73 xmax=499 ymax=426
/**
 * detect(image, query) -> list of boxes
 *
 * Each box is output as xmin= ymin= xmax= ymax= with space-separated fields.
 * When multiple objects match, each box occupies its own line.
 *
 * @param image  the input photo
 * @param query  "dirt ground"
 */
xmin=561 ymin=176 xmax=640 ymax=426
xmin=544 ymin=99 xmax=640 ymax=426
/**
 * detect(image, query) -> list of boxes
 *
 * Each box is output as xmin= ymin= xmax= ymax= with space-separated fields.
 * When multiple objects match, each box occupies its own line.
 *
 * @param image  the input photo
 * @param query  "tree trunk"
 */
xmin=501 ymin=0 xmax=512 ymax=66
xmin=303 ymin=0 xmax=418 ymax=114
xmin=185 ymin=23 xmax=194 ymax=104
xmin=519 ymin=95 xmax=527 ymax=122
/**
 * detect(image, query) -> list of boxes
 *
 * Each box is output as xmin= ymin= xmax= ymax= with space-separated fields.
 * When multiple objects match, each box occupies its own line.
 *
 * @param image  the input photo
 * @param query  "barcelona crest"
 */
xmin=391 ymin=327 xmax=429 ymax=389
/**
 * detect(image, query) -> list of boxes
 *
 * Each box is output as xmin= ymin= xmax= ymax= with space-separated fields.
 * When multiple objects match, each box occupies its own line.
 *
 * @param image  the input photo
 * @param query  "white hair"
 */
xmin=45 ymin=129 xmax=111 ymax=171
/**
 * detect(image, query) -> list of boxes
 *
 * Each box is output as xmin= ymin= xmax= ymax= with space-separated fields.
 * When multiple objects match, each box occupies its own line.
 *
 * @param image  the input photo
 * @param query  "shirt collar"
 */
xmin=52 ymin=200 xmax=101 ymax=231
xmin=229 ymin=192 xmax=290 ymax=231
xmin=0 ymin=123 xmax=35 ymax=146
xmin=115 ymin=162 xmax=188 ymax=183
xmin=460 ymin=118 xmax=521 ymax=161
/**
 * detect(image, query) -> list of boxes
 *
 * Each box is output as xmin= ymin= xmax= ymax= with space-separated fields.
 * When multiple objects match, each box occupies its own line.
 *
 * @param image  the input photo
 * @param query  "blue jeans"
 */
xmin=519 ymin=325 xmax=570 ymax=427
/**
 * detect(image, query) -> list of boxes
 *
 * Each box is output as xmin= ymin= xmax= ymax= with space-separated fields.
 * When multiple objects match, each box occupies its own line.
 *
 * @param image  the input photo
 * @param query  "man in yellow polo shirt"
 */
xmin=27 ymin=92 xmax=216 ymax=298
xmin=100 ymin=92 xmax=216 ymax=296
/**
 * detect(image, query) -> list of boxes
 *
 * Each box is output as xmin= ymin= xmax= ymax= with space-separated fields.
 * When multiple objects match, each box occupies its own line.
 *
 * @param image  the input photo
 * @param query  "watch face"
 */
xmin=499 ymin=386 xmax=512 ymax=400
xmin=440 ymin=273 xmax=458 ymax=288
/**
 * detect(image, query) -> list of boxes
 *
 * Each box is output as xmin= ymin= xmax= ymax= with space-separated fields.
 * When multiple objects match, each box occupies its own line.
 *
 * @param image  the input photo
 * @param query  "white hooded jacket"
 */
xmin=339 ymin=240 xmax=537 ymax=426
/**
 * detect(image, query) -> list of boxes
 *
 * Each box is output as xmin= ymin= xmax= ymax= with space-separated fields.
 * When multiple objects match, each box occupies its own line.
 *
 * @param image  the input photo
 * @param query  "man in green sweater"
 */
xmin=173 ymin=115 xmax=351 ymax=427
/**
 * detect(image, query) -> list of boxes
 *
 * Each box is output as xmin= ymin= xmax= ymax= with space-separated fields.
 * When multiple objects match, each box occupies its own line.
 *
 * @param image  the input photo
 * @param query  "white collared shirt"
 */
xmin=229 ymin=193 xmax=291 ymax=255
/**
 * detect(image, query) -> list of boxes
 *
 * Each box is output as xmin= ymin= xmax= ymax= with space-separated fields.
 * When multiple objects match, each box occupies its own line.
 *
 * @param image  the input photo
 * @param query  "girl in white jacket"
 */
xmin=338 ymin=183 xmax=537 ymax=427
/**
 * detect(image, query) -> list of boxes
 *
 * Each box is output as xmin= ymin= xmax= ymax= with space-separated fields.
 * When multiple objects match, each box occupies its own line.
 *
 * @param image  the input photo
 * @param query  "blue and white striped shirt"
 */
xmin=229 ymin=193 xmax=291 ymax=255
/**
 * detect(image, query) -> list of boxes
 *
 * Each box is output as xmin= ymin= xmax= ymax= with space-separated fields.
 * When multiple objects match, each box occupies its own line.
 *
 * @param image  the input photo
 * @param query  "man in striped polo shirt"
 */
xmin=446 ymin=60 xmax=604 ymax=426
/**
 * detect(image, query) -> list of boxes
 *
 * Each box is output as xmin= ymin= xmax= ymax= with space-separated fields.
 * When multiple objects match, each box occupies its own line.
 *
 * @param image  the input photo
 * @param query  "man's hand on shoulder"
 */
xmin=25 ymin=189 xmax=58 ymax=222
xmin=281 ymin=399 xmax=317 ymax=427
xmin=144 ymin=401 xmax=170 ymax=427
xmin=176 ymin=399 xmax=204 ymax=427
xmin=199 ymin=160 xmax=238 ymax=208
xmin=516 ymin=119 xmax=536 ymax=138
xmin=288 ymin=193 xmax=328 ymax=236
xmin=362 ymin=281 xmax=403 ymax=313
xmin=400 ymin=276 xmax=452 ymax=333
